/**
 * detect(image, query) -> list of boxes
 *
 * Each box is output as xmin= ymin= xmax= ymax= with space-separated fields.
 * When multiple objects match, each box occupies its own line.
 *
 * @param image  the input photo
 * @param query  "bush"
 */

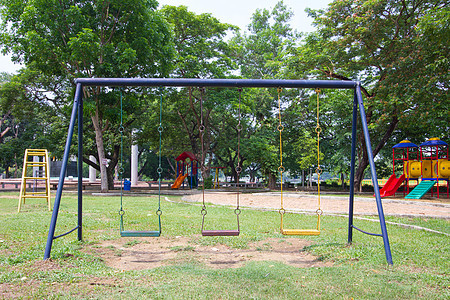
xmin=203 ymin=175 xmax=213 ymax=189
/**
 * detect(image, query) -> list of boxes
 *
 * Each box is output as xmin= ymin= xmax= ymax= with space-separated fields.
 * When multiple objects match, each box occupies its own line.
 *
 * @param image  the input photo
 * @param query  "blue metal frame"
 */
xmin=44 ymin=78 xmax=393 ymax=265
xmin=44 ymin=83 xmax=82 ymax=260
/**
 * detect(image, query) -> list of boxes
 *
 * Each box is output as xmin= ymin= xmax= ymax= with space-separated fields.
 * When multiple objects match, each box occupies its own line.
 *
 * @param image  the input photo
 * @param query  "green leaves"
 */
xmin=161 ymin=5 xmax=237 ymax=78
xmin=287 ymin=0 xmax=449 ymax=188
xmin=68 ymin=28 xmax=100 ymax=68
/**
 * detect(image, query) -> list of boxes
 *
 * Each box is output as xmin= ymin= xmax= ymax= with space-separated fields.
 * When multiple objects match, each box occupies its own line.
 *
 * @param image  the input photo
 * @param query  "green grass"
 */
xmin=0 ymin=191 xmax=448 ymax=299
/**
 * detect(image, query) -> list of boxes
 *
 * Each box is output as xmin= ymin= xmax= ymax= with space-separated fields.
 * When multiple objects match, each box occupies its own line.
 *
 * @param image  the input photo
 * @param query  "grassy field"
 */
xmin=0 ymin=191 xmax=449 ymax=299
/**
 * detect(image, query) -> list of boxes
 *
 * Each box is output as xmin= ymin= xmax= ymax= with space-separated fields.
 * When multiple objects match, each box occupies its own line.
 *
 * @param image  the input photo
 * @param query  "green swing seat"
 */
xmin=120 ymin=230 xmax=160 ymax=237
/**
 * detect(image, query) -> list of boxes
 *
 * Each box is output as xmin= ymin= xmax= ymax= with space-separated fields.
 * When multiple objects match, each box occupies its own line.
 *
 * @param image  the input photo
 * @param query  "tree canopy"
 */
xmin=0 ymin=0 xmax=447 ymax=192
xmin=0 ymin=0 xmax=173 ymax=190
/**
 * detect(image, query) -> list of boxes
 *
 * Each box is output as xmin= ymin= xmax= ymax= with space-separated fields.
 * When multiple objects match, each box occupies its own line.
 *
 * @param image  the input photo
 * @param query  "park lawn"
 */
xmin=0 ymin=192 xmax=448 ymax=299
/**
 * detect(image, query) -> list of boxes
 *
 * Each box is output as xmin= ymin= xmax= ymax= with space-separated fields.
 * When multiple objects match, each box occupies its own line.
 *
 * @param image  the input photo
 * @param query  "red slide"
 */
xmin=171 ymin=174 xmax=188 ymax=189
xmin=378 ymin=174 xmax=406 ymax=198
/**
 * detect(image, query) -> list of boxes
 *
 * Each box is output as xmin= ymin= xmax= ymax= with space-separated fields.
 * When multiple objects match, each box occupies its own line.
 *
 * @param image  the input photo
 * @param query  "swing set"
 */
xmin=43 ymin=78 xmax=394 ymax=265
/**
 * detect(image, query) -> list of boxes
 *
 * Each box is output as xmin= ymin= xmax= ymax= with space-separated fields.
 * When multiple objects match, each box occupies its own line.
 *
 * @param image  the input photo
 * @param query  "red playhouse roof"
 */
xmin=175 ymin=151 xmax=198 ymax=161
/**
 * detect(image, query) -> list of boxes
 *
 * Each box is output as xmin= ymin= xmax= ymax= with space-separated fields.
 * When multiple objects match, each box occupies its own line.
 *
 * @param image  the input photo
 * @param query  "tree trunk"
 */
xmin=267 ymin=173 xmax=276 ymax=189
xmin=309 ymin=168 xmax=312 ymax=188
xmin=354 ymin=115 xmax=399 ymax=192
xmin=166 ymin=157 xmax=176 ymax=175
xmin=91 ymin=108 xmax=109 ymax=192
xmin=355 ymin=158 xmax=368 ymax=192
xmin=249 ymin=172 xmax=255 ymax=182
xmin=106 ymin=166 xmax=115 ymax=190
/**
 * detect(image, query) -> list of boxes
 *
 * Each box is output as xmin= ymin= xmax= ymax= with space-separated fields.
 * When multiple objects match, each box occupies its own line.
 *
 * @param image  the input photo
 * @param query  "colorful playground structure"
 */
xmin=380 ymin=138 xmax=450 ymax=199
xmin=171 ymin=151 xmax=198 ymax=189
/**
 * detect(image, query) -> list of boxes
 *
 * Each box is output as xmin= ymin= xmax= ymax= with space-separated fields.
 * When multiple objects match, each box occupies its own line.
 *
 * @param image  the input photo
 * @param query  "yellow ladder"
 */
xmin=18 ymin=149 xmax=51 ymax=212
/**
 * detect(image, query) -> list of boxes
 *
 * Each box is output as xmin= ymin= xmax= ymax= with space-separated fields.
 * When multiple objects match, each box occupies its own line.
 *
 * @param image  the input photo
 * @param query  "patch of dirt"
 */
xmin=95 ymin=236 xmax=330 ymax=271
xmin=0 ymin=195 xmax=18 ymax=199
xmin=30 ymin=259 xmax=63 ymax=271
xmin=0 ymin=260 xmax=62 ymax=299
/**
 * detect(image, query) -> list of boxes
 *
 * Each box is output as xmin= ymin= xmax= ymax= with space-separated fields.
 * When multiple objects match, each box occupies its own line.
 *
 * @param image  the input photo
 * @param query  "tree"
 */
xmin=229 ymin=1 xmax=303 ymax=188
xmin=0 ymin=71 xmax=58 ymax=178
xmin=287 ymin=0 xmax=449 ymax=190
xmin=158 ymin=5 xmax=238 ymax=175
xmin=0 ymin=0 xmax=173 ymax=191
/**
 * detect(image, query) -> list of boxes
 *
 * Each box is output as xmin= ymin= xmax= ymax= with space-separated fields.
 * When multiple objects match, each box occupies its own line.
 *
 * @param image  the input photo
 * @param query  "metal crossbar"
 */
xmin=75 ymin=78 xmax=357 ymax=89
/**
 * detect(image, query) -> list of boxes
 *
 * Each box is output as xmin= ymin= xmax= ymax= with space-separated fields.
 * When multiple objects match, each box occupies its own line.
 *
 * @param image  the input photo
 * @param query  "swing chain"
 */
xmin=236 ymin=88 xmax=243 ymax=133
xmin=157 ymin=87 xmax=163 ymax=216
xmin=235 ymin=166 xmax=242 ymax=175
xmin=199 ymin=87 xmax=208 ymax=215
xmin=119 ymin=88 xmax=125 ymax=217
xmin=315 ymin=88 xmax=322 ymax=220
xmin=235 ymin=87 xmax=243 ymax=212
xmin=277 ymin=87 xmax=285 ymax=214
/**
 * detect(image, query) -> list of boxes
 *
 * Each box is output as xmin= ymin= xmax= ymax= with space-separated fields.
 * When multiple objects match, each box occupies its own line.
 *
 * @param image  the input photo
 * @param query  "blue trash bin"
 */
xmin=124 ymin=179 xmax=131 ymax=191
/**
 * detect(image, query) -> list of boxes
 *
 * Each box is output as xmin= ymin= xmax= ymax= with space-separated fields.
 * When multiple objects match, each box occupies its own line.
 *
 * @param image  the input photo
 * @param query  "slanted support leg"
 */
xmin=355 ymin=83 xmax=393 ymax=265
xmin=44 ymin=83 xmax=83 ymax=260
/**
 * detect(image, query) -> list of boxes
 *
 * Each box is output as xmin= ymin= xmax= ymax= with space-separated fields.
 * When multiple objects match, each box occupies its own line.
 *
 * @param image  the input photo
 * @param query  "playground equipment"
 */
xmin=171 ymin=151 xmax=198 ymax=189
xmin=118 ymin=89 xmax=162 ymax=237
xmin=200 ymin=87 xmax=241 ymax=236
xmin=211 ymin=166 xmax=226 ymax=189
xmin=381 ymin=138 xmax=449 ymax=199
xmin=278 ymin=88 xmax=322 ymax=236
xmin=405 ymin=138 xmax=449 ymax=199
xmin=379 ymin=140 xmax=419 ymax=197
xmin=18 ymin=149 xmax=51 ymax=212
xmin=44 ymin=78 xmax=394 ymax=265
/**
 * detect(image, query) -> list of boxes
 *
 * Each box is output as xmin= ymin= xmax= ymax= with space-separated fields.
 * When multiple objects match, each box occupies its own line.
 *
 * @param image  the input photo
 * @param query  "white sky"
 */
xmin=0 ymin=0 xmax=331 ymax=74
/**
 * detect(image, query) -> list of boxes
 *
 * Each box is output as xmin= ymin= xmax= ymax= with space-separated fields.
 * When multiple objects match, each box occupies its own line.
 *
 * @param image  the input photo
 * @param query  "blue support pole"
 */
xmin=77 ymin=95 xmax=83 ymax=241
xmin=355 ymin=83 xmax=393 ymax=265
xmin=348 ymin=91 xmax=358 ymax=244
xmin=44 ymin=83 xmax=82 ymax=260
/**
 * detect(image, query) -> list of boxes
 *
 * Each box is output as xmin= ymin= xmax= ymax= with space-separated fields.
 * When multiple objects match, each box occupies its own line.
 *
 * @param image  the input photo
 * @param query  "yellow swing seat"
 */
xmin=282 ymin=229 xmax=320 ymax=236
